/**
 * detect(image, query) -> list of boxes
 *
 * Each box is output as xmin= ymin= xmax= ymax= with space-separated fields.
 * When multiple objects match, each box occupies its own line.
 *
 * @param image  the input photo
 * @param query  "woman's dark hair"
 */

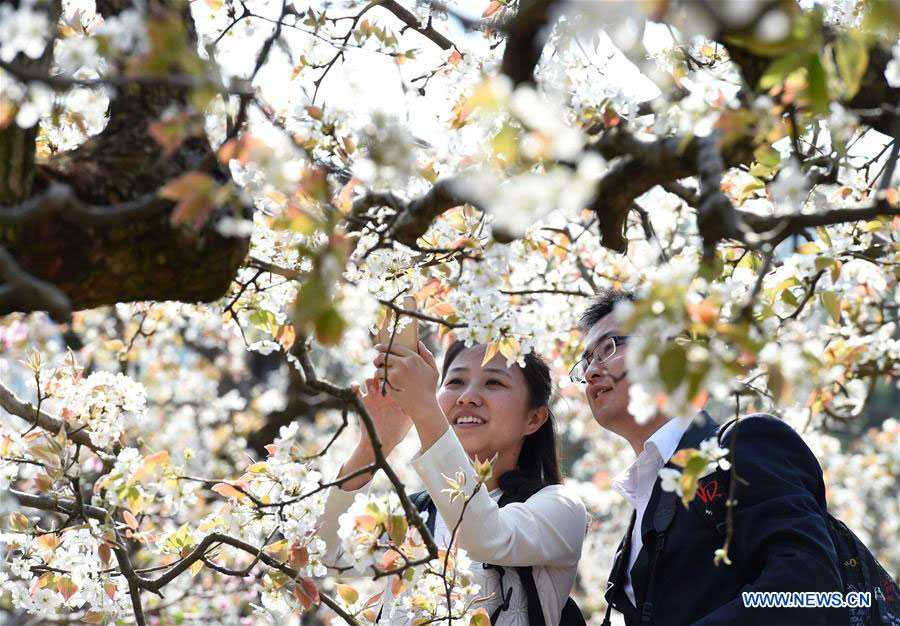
xmin=441 ymin=340 xmax=562 ymax=500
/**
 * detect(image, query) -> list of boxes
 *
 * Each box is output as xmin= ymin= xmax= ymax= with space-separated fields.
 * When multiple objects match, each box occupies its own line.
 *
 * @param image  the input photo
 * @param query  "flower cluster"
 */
xmin=41 ymin=363 xmax=146 ymax=448
xmin=0 ymin=518 xmax=131 ymax=621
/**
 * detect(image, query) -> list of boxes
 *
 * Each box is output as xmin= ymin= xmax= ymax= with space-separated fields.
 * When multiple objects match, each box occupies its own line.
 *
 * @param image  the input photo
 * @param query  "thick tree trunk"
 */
xmin=0 ymin=0 xmax=250 ymax=315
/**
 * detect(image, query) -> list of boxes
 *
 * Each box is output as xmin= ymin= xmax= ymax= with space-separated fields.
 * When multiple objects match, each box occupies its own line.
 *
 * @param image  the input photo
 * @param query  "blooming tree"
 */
xmin=1 ymin=0 xmax=898 ymax=623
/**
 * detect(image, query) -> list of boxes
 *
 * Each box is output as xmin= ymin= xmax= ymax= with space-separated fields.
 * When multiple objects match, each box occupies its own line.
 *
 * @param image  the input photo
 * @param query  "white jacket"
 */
xmin=320 ymin=428 xmax=587 ymax=625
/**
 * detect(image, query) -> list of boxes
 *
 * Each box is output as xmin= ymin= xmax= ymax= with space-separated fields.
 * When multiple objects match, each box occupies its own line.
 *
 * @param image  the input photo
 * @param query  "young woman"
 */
xmin=319 ymin=340 xmax=586 ymax=625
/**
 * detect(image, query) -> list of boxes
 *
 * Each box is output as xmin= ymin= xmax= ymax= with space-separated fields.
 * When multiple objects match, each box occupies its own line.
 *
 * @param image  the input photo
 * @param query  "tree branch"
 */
xmin=0 ymin=381 xmax=110 ymax=458
xmin=740 ymin=201 xmax=900 ymax=246
xmin=245 ymin=257 xmax=306 ymax=281
xmin=0 ymin=183 xmax=166 ymax=227
xmin=0 ymin=247 xmax=72 ymax=322
xmin=696 ymin=132 xmax=744 ymax=254
xmin=499 ymin=0 xmax=561 ymax=86
xmin=0 ymin=59 xmax=252 ymax=95
xmin=378 ymin=298 xmax=464 ymax=328
xmin=378 ymin=0 xmax=457 ymax=50
xmin=350 ymin=177 xmax=473 ymax=247
xmin=9 ymin=489 xmax=108 ymax=522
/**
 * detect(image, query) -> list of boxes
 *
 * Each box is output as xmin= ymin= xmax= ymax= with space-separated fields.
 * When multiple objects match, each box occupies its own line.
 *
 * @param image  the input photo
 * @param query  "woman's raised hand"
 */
xmin=354 ymin=377 xmax=413 ymax=455
xmin=372 ymin=340 xmax=441 ymax=420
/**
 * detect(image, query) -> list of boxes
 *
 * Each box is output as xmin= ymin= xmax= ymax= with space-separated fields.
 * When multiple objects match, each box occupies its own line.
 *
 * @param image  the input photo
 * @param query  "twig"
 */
xmin=377 ymin=298 xmax=464 ymax=328
xmin=717 ymin=419 xmax=743 ymax=568
xmin=736 ymin=247 xmax=775 ymax=323
xmin=246 ymin=257 xmax=306 ymax=281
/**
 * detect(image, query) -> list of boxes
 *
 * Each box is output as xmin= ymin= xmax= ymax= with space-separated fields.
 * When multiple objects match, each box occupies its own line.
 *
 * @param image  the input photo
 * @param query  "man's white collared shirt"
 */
xmin=610 ymin=417 xmax=689 ymax=606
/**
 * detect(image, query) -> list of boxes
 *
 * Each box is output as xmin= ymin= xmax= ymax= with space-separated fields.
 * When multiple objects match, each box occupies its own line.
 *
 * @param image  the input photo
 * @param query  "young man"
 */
xmin=576 ymin=289 xmax=845 ymax=625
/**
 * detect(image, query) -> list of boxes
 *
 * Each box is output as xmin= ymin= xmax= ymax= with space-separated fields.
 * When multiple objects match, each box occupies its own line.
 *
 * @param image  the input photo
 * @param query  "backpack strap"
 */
xmin=716 ymin=417 xmax=740 ymax=447
xmin=639 ymin=489 xmax=678 ymax=626
xmin=409 ymin=489 xmax=437 ymax=538
xmin=514 ymin=566 xmax=546 ymax=626
xmin=601 ymin=603 xmax=613 ymax=626
xmin=482 ymin=563 xmax=515 ymax=624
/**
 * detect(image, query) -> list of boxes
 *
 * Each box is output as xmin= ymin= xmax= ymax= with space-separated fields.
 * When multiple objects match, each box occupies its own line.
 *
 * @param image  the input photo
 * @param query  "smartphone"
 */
xmin=376 ymin=295 xmax=418 ymax=349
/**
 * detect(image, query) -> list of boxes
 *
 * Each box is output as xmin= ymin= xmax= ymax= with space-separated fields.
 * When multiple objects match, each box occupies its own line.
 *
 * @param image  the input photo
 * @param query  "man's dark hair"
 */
xmin=578 ymin=288 xmax=637 ymax=332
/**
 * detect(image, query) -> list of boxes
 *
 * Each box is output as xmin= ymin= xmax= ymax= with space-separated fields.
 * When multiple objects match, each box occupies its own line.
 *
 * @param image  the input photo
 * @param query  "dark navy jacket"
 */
xmin=604 ymin=412 xmax=846 ymax=625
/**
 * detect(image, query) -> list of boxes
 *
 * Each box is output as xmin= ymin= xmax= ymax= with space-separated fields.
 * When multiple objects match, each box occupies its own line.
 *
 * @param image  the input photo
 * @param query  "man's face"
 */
xmin=581 ymin=311 xmax=631 ymax=431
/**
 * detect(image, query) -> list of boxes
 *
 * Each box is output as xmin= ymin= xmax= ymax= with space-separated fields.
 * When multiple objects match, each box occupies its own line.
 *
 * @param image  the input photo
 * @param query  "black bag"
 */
xmin=696 ymin=418 xmax=900 ymax=626
xmin=411 ymin=489 xmax=587 ymax=626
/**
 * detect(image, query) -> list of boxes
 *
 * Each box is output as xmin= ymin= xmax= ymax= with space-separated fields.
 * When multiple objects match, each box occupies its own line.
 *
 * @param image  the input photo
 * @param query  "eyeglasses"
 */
xmin=569 ymin=335 xmax=629 ymax=384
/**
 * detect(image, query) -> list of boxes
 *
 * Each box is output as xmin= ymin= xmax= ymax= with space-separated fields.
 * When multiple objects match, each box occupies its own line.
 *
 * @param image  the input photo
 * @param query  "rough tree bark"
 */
xmin=0 ymin=0 xmax=250 ymax=318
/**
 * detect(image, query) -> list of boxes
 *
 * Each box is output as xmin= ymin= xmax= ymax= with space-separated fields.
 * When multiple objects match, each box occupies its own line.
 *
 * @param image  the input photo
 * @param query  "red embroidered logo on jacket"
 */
xmin=696 ymin=479 xmax=723 ymax=504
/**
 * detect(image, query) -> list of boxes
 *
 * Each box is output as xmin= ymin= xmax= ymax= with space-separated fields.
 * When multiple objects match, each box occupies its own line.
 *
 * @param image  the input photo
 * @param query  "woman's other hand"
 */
xmin=355 ymin=377 xmax=413 ymax=455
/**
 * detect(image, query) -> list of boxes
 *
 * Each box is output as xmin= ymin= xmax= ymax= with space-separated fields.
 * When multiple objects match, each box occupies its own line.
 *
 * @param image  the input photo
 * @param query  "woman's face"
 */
xmin=437 ymin=345 xmax=546 ymax=465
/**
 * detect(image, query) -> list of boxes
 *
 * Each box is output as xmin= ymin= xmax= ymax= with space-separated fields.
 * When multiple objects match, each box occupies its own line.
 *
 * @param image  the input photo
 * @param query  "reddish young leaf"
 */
xmin=211 ymin=482 xmax=247 ymax=501
xmin=147 ymin=113 xmax=192 ymax=158
xmin=159 ymin=171 xmax=218 ymax=230
xmin=98 ymin=542 xmax=112 ymax=567
xmin=293 ymin=577 xmax=319 ymax=610
xmin=289 ymin=543 xmax=309 ymax=569
xmin=56 ymin=577 xmax=78 ymax=602
xmin=123 ymin=510 xmax=139 ymax=531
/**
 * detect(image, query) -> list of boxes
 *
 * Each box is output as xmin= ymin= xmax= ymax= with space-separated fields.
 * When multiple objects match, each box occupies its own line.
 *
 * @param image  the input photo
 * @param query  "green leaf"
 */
xmin=768 ymin=365 xmax=785 ymax=400
xmin=781 ymin=288 xmax=799 ymax=307
xmin=470 ymin=609 xmax=491 ymax=626
xmin=737 ymin=178 xmax=767 ymax=202
xmin=821 ymin=291 xmax=842 ymax=323
xmin=659 ymin=344 xmax=687 ymax=393
xmin=814 ymin=256 xmax=835 ymax=271
xmin=859 ymin=219 xmax=884 ymax=232
xmin=835 ymin=32 xmax=869 ymax=99
xmin=806 ymin=54 xmax=829 ymax=114
xmin=759 ymin=53 xmax=809 ymax=90
xmin=680 ymin=455 xmax=709 ymax=506
xmin=698 ymin=253 xmax=724 ymax=282
xmin=249 ymin=308 xmax=279 ymax=334
xmin=315 ymin=308 xmax=346 ymax=346
xmin=861 ymin=0 xmax=899 ymax=39
xmin=386 ymin=514 xmax=407 ymax=546
xmin=294 ymin=278 xmax=328 ymax=325
xmin=753 ymin=145 xmax=782 ymax=168
xmin=749 ymin=163 xmax=777 ymax=179
xmin=28 ymin=444 xmax=59 ymax=466
xmin=160 ymin=171 xmax=219 ymax=230
xmin=8 ymin=512 xmax=30 ymax=532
